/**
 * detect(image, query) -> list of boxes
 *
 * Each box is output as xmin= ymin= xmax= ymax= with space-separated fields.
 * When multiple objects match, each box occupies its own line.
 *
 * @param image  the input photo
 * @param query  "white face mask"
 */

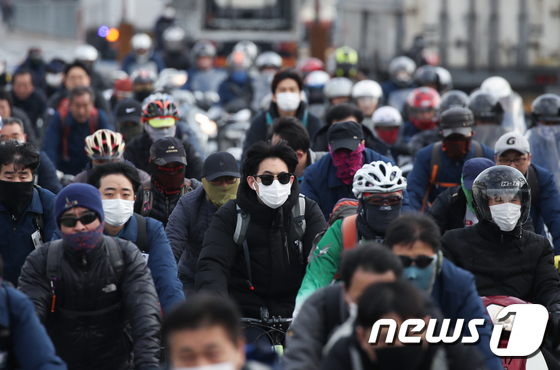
xmin=252 ymin=179 xmax=291 ymax=209
xmin=144 ymin=123 xmax=176 ymax=143
xmin=489 ymin=202 xmax=521 ymax=232
xmin=173 ymin=361 xmax=235 ymax=370
xmin=275 ymin=92 xmax=300 ymax=112
xmin=102 ymin=199 xmax=135 ymax=227
xmin=45 ymin=72 xmax=63 ymax=87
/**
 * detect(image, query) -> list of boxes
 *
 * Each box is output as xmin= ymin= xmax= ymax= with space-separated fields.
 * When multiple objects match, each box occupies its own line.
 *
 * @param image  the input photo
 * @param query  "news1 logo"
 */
xmin=368 ymin=304 xmax=549 ymax=357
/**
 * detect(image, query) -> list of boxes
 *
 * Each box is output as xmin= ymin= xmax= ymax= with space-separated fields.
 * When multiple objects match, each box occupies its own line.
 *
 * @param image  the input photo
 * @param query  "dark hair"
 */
xmin=64 ymin=60 xmax=91 ymax=77
xmin=162 ymin=295 xmax=242 ymax=346
xmin=0 ymin=88 xmax=13 ymax=106
xmin=271 ymin=68 xmax=303 ymax=94
xmin=242 ymin=141 xmax=298 ymax=180
xmin=69 ymin=86 xmax=95 ymax=104
xmin=88 ymin=161 xmax=141 ymax=193
xmin=12 ymin=68 xmax=34 ymax=86
xmin=341 ymin=243 xmax=403 ymax=289
xmin=0 ymin=140 xmax=40 ymax=173
xmin=270 ymin=117 xmax=310 ymax=153
xmin=325 ymin=103 xmax=364 ymax=126
xmin=356 ymin=281 xmax=426 ymax=328
xmin=3 ymin=117 xmax=24 ymax=133
xmin=384 ymin=214 xmax=441 ymax=252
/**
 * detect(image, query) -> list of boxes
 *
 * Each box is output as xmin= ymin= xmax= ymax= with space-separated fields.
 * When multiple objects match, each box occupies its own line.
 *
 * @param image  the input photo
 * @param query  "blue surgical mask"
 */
xmin=230 ymin=70 xmax=248 ymax=84
xmin=403 ymin=254 xmax=437 ymax=291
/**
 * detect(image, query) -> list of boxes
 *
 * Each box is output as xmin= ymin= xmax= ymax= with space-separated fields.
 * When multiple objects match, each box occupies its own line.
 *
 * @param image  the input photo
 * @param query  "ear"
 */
xmin=23 ymin=134 xmax=27 ymax=142
xmin=494 ymin=155 xmax=498 ymax=164
xmin=271 ymin=93 xmax=277 ymax=104
xmin=134 ymin=194 xmax=137 ymax=202
xmin=247 ymin=175 xmax=257 ymax=192
xmin=235 ymin=336 xmax=246 ymax=368
xmin=527 ymin=153 xmax=532 ymax=162
xmin=295 ymin=149 xmax=305 ymax=161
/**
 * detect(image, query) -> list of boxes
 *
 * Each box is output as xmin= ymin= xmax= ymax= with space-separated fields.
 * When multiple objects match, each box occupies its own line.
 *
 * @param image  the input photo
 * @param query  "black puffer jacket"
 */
xmin=441 ymin=220 xmax=560 ymax=311
xmin=18 ymin=236 xmax=162 ymax=370
xmin=195 ymin=180 xmax=326 ymax=318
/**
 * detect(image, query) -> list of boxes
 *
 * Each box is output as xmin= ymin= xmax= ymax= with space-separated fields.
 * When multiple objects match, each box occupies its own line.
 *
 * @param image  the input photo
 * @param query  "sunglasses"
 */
xmin=210 ymin=176 xmax=238 ymax=186
xmin=398 ymin=255 xmax=435 ymax=269
xmin=365 ymin=194 xmax=403 ymax=206
xmin=254 ymin=173 xmax=292 ymax=186
xmin=59 ymin=212 xmax=98 ymax=228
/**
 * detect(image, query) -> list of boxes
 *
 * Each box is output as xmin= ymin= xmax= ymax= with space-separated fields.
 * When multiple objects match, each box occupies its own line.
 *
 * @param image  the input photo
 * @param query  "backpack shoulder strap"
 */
xmin=105 ymin=236 xmax=124 ymax=282
xmin=133 ymin=213 xmax=149 ymax=253
xmin=141 ymin=180 xmax=153 ymax=217
xmin=422 ymin=142 xmax=442 ymax=212
xmin=233 ymin=204 xmax=250 ymax=246
xmin=89 ymin=108 xmax=99 ymax=134
xmin=46 ymin=240 xmax=64 ymax=281
xmin=292 ymin=194 xmax=307 ymax=240
xmin=341 ymin=214 xmax=359 ymax=250
xmin=472 ymin=141 xmax=483 ymax=157
xmin=527 ymin=164 xmax=541 ymax=211
xmin=302 ymin=109 xmax=308 ymax=128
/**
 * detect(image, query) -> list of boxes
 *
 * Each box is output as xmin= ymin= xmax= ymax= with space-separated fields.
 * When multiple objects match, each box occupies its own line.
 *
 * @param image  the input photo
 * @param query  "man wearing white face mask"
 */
xmin=242 ymin=69 xmax=324 ymax=160
xmin=196 ymin=141 xmax=326 ymax=319
xmin=52 ymin=161 xmax=185 ymax=314
xmin=442 ymin=165 xmax=560 ymax=346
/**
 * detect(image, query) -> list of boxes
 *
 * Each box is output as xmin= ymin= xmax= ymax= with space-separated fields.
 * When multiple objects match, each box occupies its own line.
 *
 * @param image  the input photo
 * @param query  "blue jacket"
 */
xmin=398 ymin=121 xmax=422 ymax=144
xmin=42 ymin=110 xmax=113 ymax=175
xmin=0 ymin=187 xmax=56 ymax=286
xmin=37 ymin=151 xmax=63 ymax=194
xmin=217 ymin=75 xmax=254 ymax=107
xmin=53 ymin=215 xmax=185 ymax=314
xmin=166 ymin=186 xmax=218 ymax=292
xmin=300 ymin=148 xmax=411 ymax=220
xmin=181 ymin=67 xmax=228 ymax=93
xmin=0 ymin=285 xmax=66 ymax=369
xmin=407 ymin=141 xmax=494 ymax=212
xmin=121 ymin=51 xmax=166 ymax=74
xmin=431 ymin=258 xmax=502 ymax=370
xmin=530 ymin=164 xmax=560 ymax=254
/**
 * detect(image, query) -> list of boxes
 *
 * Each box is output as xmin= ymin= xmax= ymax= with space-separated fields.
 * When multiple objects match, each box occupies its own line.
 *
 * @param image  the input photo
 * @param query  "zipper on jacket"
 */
xmin=166 ymin=197 xmax=170 ymax=218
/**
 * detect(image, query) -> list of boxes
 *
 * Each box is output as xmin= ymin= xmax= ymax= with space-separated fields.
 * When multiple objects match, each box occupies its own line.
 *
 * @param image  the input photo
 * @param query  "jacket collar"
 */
xmin=105 ymin=215 xmax=137 ymax=243
xmin=475 ymin=220 xmax=525 ymax=249
xmin=268 ymin=101 xmax=307 ymax=120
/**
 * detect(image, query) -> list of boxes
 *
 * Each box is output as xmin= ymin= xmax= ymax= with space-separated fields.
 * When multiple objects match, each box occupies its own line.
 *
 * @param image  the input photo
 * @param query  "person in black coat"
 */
xmin=195 ymin=141 xmax=326 ymax=319
xmin=242 ymin=69 xmax=324 ymax=160
xmin=10 ymin=69 xmax=47 ymax=134
xmin=18 ymin=183 xmax=162 ymax=370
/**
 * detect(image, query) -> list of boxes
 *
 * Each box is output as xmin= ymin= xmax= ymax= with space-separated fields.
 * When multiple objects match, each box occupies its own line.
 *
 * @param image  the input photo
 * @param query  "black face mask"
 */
xmin=373 ymin=345 xmax=425 ymax=369
xmin=0 ymin=180 xmax=35 ymax=219
xmin=118 ymin=124 xmax=143 ymax=143
xmin=356 ymin=201 xmax=402 ymax=240
xmin=134 ymin=90 xmax=153 ymax=103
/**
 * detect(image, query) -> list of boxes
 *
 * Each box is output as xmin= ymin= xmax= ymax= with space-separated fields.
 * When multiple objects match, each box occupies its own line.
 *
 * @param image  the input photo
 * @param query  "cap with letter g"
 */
xmin=494 ymin=132 xmax=531 ymax=157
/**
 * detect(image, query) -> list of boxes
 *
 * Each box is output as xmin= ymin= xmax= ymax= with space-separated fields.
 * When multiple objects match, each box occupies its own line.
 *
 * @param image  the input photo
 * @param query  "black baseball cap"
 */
xmin=115 ymin=98 xmax=142 ymax=124
xmin=202 ymin=152 xmax=240 ymax=181
xmin=150 ymin=137 xmax=187 ymax=166
xmin=327 ymin=121 xmax=364 ymax=151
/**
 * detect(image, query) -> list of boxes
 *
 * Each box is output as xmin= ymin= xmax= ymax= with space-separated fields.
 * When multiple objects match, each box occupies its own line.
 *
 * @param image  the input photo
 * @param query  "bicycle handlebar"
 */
xmin=241 ymin=317 xmax=293 ymax=325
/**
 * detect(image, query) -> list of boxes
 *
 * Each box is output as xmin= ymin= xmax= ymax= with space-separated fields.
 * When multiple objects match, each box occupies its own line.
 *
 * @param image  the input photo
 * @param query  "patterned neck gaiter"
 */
xmin=330 ymin=142 xmax=365 ymax=185
xmin=60 ymin=223 xmax=104 ymax=255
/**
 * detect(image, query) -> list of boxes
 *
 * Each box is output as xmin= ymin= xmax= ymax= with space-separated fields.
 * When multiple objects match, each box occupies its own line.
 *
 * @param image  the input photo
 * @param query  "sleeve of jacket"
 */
xmin=406 ymin=146 xmax=432 ymax=211
xmin=42 ymin=113 xmax=62 ymax=169
xmin=166 ymin=195 xmax=190 ymax=263
xmin=17 ymin=246 xmax=51 ymax=323
xmin=482 ymin=145 xmax=495 ymax=160
xmin=39 ymin=189 xmax=57 ymax=243
xmin=195 ymin=204 xmax=239 ymax=295
xmin=300 ymin=166 xmax=321 ymax=208
xmin=145 ymin=218 xmax=185 ymax=314
xmin=441 ymin=231 xmax=461 ymax=267
xmin=242 ymin=111 xmax=266 ymax=160
xmin=119 ymin=239 xmax=162 ymax=369
xmin=427 ymin=189 xmax=452 ymax=235
xmin=532 ymin=238 xmax=560 ymax=310
xmin=295 ymin=220 xmax=342 ymax=315
xmin=536 ymin=169 xmax=560 ymax=254
xmin=284 ymin=288 xmax=330 ymax=370
xmin=183 ymin=140 xmax=203 ymax=180
xmin=7 ymin=287 xmax=67 ymax=370
xmin=38 ymin=152 xmax=63 ymax=194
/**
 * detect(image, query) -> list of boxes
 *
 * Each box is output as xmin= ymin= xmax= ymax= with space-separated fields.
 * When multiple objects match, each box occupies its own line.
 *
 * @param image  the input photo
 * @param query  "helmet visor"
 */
xmin=485 ymin=188 xmax=523 ymax=205
xmin=148 ymin=117 xmax=176 ymax=128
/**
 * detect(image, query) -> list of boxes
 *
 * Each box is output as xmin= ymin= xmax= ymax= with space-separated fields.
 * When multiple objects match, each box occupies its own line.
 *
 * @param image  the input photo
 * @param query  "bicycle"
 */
xmin=241 ymin=315 xmax=292 ymax=356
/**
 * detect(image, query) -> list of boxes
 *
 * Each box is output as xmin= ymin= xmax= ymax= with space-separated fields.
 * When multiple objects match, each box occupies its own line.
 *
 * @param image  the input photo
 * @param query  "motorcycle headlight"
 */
xmin=486 ymin=304 xmax=515 ymax=331
xmin=195 ymin=113 xmax=217 ymax=135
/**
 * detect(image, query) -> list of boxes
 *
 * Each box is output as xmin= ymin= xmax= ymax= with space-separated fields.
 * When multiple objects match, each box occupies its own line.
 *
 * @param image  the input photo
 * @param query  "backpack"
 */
xmin=308 ymin=198 xmax=359 ymax=263
xmin=140 ymin=179 xmax=193 ymax=217
xmin=59 ymin=106 xmax=99 ymax=162
xmin=421 ymin=141 xmax=483 ymax=212
xmin=46 ymin=236 xmax=124 ymax=316
xmin=232 ymin=194 xmax=307 ymax=289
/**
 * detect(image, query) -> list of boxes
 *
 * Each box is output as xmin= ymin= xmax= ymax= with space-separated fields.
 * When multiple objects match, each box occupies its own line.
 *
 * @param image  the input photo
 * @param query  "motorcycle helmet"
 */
xmin=388 ymin=56 xmax=416 ymax=87
xmin=439 ymin=90 xmax=469 ymax=116
xmin=233 ymin=41 xmax=259 ymax=64
xmin=413 ymin=65 xmax=453 ymax=95
xmin=472 ymin=165 xmax=530 ymax=227
xmin=480 ymin=76 xmax=512 ymax=99
xmin=372 ymin=106 xmax=403 ymax=128
xmin=75 ymin=45 xmax=99 ymax=64
xmin=141 ymin=92 xmax=180 ymax=123
xmin=334 ymin=46 xmax=359 ymax=78
xmin=305 ymin=71 xmax=330 ymax=105
xmin=163 ymin=26 xmax=186 ymax=52
xmin=468 ymin=91 xmax=505 ymax=124
xmin=531 ymin=93 xmax=560 ymax=124
xmin=192 ymin=41 xmax=217 ymax=58
xmin=439 ymin=107 xmax=474 ymax=137
xmin=352 ymin=161 xmax=406 ymax=199
xmin=406 ymin=87 xmax=441 ymax=130
xmin=85 ymin=129 xmax=125 ymax=160
xmin=297 ymin=57 xmax=325 ymax=74
xmin=255 ymin=51 xmax=283 ymax=71
xmin=351 ymin=80 xmax=383 ymax=101
xmin=323 ymin=77 xmax=353 ymax=100
xmin=131 ymin=33 xmax=154 ymax=64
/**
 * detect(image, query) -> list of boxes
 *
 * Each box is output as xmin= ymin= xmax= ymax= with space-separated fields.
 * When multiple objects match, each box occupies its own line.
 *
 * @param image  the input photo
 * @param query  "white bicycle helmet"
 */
xmin=75 ymin=45 xmax=99 ymax=63
xmin=304 ymin=70 xmax=330 ymax=88
xmin=255 ymin=51 xmax=283 ymax=70
xmin=372 ymin=106 xmax=403 ymax=127
xmin=352 ymin=80 xmax=383 ymax=100
xmin=85 ymin=129 xmax=125 ymax=160
xmin=323 ymin=77 xmax=353 ymax=99
xmin=233 ymin=41 xmax=259 ymax=63
xmin=352 ymin=161 xmax=406 ymax=198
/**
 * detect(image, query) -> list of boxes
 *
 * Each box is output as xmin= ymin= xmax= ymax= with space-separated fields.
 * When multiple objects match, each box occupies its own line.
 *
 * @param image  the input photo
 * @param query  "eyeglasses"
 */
xmin=59 ymin=212 xmax=98 ymax=228
xmin=365 ymin=194 xmax=403 ymax=206
xmin=210 ymin=176 xmax=238 ymax=186
xmin=254 ymin=173 xmax=293 ymax=186
xmin=398 ymin=255 xmax=435 ymax=268
xmin=497 ymin=156 xmax=528 ymax=166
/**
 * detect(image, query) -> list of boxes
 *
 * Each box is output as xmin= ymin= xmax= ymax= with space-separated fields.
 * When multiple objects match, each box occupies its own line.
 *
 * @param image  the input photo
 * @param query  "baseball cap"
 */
xmin=115 ymin=98 xmax=142 ymax=124
xmin=440 ymin=107 xmax=474 ymax=138
xmin=150 ymin=137 xmax=187 ymax=166
xmin=494 ymin=132 xmax=531 ymax=157
xmin=327 ymin=121 xmax=364 ymax=152
xmin=462 ymin=158 xmax=495 ymax=190
xmin=202 ymin=152 xmax=240 ymax=181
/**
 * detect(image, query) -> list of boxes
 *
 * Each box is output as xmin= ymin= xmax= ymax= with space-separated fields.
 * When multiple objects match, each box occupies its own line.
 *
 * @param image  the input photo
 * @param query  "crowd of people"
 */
xmin=2 ymin=7 xmax=560 ymax=369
